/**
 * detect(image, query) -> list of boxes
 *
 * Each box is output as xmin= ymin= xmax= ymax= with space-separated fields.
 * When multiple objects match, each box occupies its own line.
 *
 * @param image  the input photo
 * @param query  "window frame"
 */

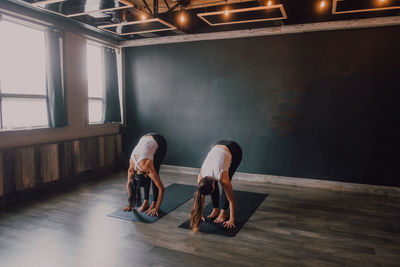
xmin=86 ymin=41 xmax=106 ymax=124
xmin=0 ymin=16 xmax=63 ymax=131
xmin=86 ymin=40 xmax=124 ymax=126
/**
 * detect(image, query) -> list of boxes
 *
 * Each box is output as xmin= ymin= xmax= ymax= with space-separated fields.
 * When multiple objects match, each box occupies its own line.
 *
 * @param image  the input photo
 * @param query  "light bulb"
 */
xmin=320 ymin=0 xmax=326 ymax=8
xmin=141 ymin=15 xmax=146 ymax=20
xmin=267 ymin=1 xmax=272 ymax=7
xmin=180 ymin=14 xmax=185 ymax=23
xmin=224 ymin=9 xmax=229 ymax=16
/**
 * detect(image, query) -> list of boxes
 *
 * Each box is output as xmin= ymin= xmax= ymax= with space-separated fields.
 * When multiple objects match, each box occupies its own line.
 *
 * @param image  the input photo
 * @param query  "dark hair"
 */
xmin=135 ymin=172 xmax=148 ymax=187
xmin=128 ymin=173 xmax=150 ymax=207
xmin=190 ymin=177 xmax=214 ymax=233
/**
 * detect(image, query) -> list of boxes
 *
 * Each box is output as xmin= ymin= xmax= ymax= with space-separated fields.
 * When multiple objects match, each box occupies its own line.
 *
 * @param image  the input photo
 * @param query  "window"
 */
xmin=0 ymin=20 xmax=48 ymax=129
xmin=86 ymin=43 xmax=104 ymax=124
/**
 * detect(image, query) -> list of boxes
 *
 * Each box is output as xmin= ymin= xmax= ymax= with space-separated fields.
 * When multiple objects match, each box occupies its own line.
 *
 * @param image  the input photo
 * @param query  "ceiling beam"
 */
xmin=142 ymin=0 xmax=153 ymax=14
xmin=153 ymin=0 xmax=158 ymax=16
xmin=119 ymin=16 xmax=400 ymax=47
xmin=162 ymin=0 xmax=170 ymax=11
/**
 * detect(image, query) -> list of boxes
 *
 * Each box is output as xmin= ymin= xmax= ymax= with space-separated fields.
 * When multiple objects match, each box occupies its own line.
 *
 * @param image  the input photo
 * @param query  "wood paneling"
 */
xmin=99 ymin=137 xmax=105 ymax=167
xmin=14 ymin=147 xmax=36 ymax=191
xmin=73 ymin=140 xmax=82 ymax=173
xmin=74 ymin=138 xmax=101 ymax=173
xmin=74 ymin=140 xmax=88 ymax=173
xmin=2 ymin=150 xmax=16 ymax=197
xmin=40 ymin=144 xmax=59 ymax=184
xmin=1 ymin=134 xmax=120 ymax=203
xmin=59 ymin=141 xmax=75 ymax=179
xmin=86 ymin=137 xmax=99 ymax=170
xmin=116 ymin=134 xmax=122 ymax=159
xmin=104 ymin=135 xmax=116 ymax=166
xmin=0 ymin=152 xmax=3 ymax=197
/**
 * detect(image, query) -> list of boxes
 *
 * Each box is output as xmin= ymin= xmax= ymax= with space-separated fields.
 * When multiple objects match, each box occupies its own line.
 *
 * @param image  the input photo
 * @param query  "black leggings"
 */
xmin=209 ymin=140 xmax=242 ymax=210
xmin=142 ymin=133 xmax=167 ymax=202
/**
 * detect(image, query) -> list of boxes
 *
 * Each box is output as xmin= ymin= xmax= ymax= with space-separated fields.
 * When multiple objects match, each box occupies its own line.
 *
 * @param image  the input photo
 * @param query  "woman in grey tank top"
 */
xmin=122 ymin=133 xmax=167 ymax=216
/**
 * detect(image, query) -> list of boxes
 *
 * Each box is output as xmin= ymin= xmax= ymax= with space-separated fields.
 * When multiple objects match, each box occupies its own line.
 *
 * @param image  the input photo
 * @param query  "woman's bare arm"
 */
xmin=144 ymin=161 xmax=165 ymax=216
xmin=123 ymin=159 xmax=136 ymax=211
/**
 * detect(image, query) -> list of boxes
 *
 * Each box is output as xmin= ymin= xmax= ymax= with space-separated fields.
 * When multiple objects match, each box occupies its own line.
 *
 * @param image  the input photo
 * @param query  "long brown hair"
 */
xmin=190 ymin=177 xmax=214 ymax=233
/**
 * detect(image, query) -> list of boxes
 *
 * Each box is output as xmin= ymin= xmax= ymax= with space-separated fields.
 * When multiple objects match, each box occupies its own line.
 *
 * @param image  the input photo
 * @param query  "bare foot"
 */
xmin=137 ymin=200 xmax=150 ymax=212
xmin=207 ymin=208 xmax=220 ymax=219
xmin=123 ymin=205 xmax=134 ymax=212
xmin=214 ymin=210 xmax=227 ymax=223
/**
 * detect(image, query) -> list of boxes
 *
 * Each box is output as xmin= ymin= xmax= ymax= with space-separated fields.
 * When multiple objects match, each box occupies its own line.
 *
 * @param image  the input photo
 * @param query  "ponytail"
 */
xmin=190 ymin=176 xmax=214 ymax=233
xmin=190 ymin=190 xmax=204 ymax=233
xmin=128 ymin=179 xmax=142 ymax=207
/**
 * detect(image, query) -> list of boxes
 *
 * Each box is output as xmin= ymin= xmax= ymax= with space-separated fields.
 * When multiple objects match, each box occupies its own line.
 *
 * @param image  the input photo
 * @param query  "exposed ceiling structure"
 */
xmin=12 ymin=0 xmax=400 ymax=40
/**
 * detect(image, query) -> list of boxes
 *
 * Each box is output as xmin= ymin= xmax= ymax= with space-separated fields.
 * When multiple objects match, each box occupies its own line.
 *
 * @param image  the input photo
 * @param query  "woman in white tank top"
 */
xmin=190 ymin=140 xmax=242 ymax=233
xmin=122 ymin=133 xmax=167 ymax=216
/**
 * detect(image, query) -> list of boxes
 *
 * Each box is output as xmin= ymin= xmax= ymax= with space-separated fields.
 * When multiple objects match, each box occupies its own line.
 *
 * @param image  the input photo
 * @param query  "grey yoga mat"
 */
xmin=179 ymin=190 xmax=267 ymax=236
xmin=108 ymin=183 xmax=197 ymax=223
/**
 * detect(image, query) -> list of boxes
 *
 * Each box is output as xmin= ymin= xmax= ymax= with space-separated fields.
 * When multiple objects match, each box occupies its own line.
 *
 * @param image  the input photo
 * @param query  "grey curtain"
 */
xmin=102 ymin=47 xmax=121 ymax=123
xmin=45 ymin=30 xmax=67 ymax=128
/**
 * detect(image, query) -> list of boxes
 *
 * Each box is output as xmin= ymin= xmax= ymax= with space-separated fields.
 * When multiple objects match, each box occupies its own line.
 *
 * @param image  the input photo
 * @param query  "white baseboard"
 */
xmin=160 ymin=164 xmax=400 ymax=197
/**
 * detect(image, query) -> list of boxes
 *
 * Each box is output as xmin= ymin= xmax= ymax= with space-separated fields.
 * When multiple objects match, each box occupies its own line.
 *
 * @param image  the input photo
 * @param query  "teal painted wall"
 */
xmin=124 ymin=26 xmax=400 ymax=186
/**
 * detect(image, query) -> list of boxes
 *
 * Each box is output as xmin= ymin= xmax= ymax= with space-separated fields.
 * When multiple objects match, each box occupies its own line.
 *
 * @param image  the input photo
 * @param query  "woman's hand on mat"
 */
xmin=122 ymin=205 xmax=134 ymax=212
xmin=223 ymin=219 xmax=235 ymax=229
xmin=146 ymin=208 xmax=159 ymax=216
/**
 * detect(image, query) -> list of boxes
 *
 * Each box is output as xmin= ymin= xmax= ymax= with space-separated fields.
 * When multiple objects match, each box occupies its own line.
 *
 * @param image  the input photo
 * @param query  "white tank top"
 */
xmin=130 ymin=136 xmax=158 ymax=172
xmin=200 ymin=147 xmax=232 ymax=181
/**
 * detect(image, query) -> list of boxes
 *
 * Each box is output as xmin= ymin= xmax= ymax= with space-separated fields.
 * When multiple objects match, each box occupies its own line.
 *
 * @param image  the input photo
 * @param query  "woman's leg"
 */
xmin=137 ymin=176 xmax=151 ymax=212
xmin=219 ymin=141 xmax=242 ymax=211
xmin=148 ymin=133 xmax=167 ymax=204
xmin=210 ymin=181 xmax=220 ymax=208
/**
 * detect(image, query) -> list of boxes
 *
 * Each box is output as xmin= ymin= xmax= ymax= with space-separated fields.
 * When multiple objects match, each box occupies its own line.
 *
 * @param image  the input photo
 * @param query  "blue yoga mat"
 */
xmin=108 ymin=183 xmax=197 ymax=223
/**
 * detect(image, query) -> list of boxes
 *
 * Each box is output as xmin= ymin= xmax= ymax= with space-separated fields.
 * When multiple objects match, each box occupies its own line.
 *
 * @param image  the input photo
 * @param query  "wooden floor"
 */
xmin=1 ymin=170 xmax=400 ymax=267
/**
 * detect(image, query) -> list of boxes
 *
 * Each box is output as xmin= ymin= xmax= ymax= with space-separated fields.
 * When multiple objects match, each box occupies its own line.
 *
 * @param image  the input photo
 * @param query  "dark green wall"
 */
xmin=124 ymin=26 xmax=400 ymax=186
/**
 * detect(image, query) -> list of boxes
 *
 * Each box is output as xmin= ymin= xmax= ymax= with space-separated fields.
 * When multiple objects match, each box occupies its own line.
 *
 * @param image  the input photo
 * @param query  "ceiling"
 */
xmin=13 ymin=0 xmax=400 ymax=40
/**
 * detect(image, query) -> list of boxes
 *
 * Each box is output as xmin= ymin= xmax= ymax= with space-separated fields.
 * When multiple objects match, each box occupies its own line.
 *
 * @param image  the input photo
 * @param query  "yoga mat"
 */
xmin=179 ymin=190 xmax=267 ymax=237
xmin=108 ymin=183 xmax=197 ymax=223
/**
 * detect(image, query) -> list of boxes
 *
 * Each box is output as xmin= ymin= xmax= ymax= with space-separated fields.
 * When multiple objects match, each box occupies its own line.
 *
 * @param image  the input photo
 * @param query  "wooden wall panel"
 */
xmin=99 ymin=137 xmax=105 ymax=168
xmin=0 ymin=152 xmax=3 ymax=197
xmin=59 ymin=141 xmax=75 ymax=178
xmin=74 ymin=140 xmax=86 ymax=173
xmin=74 ymin=138 xmax=101 ymax=173
xmin=0 ymin=134 xmax=120 ymax=203
xmin=15 ymin=147 xmax=36 ymax=191
xmin=2 ymin=150 xmax=16 ymax=197
xmin=40 ymin=144 xmax=59 ymax=184
xmin=116 ymin=134 xmax=122 ymax=160
xmin=86 ymin=137 xmax=99 ymax=170
xmin=104 ymin=135 xmax=116 ymax=166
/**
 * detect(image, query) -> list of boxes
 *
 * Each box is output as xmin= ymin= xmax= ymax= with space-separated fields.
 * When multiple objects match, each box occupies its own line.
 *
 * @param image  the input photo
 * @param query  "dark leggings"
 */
xmin=209 ymin=140 xmax=242 ymax=210
xmin=142 ymin=133 xmax=167 ymax=202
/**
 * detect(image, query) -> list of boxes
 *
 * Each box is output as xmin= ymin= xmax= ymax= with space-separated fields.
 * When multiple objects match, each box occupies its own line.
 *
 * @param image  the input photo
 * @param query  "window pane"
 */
xmin=87 ymin=44 xmax=104 ymax=98
xmin=0 ymin=20 xmax=46 ymax=95
xmin=88 ymin=99 xmax=103 ymax=123
xmin=2 ymin=98 xmax=48 ymax=129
